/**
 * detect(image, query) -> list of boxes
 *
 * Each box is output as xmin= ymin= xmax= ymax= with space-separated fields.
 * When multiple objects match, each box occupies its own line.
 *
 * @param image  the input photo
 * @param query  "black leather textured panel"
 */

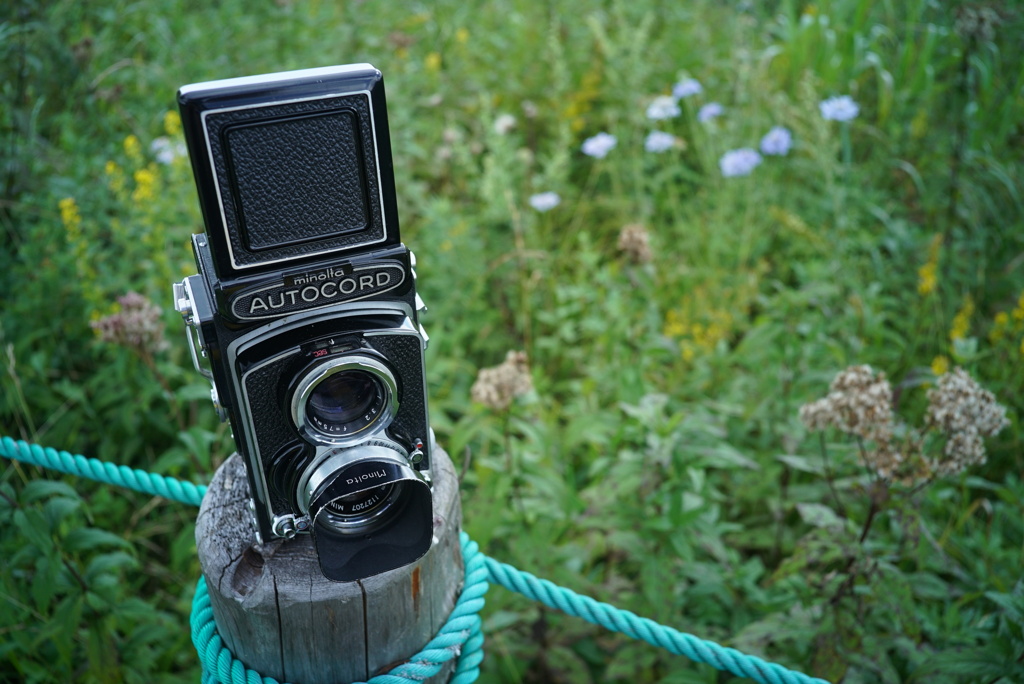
xmin=204 ymin=94 xmax=387 ymax=268
xmin=226 ymin=111 xmax=370 ymax=251
xmin=239 ymin=324 xmax=430 ymax=516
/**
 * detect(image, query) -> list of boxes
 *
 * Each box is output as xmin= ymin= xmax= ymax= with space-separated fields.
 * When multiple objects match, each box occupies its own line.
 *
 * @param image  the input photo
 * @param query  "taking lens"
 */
xmin=307 ymin=370 xmax=381 ymax=430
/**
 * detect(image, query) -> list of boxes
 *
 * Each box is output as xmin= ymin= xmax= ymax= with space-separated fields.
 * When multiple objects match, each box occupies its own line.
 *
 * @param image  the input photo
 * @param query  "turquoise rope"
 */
xmin=484 ymin=557 xmax=827 ymax=684
xmin=1 ymin=437 xmax=830 ymax=684
xmin=0 ymin=437 xmax=206 ymax=506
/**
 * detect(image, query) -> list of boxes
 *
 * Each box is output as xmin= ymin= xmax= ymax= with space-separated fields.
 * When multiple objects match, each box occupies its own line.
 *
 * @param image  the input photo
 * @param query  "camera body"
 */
xmin=172 ymin=65 xmax=433 ymax=582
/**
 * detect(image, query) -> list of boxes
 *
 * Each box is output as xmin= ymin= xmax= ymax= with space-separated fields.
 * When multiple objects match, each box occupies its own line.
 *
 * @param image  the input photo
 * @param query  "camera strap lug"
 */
xmin=174 ymin=278 xmax=215 ymax=382
xmin=272 ymin=513 xmax=309 ymax=539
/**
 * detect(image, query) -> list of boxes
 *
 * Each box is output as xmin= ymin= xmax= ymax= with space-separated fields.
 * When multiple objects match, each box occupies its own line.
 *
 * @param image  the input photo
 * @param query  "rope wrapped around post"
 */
xmin=190 ymin=533 xmax=488 ymax=684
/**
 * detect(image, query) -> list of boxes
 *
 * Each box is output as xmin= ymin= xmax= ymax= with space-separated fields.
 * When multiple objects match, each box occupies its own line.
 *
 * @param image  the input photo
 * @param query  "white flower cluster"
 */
xmin=150 ymin=137 xmax=187 ymax=165
xmin=646 ymin=95 xmax=681 ymax=121
xmin=528 ymin=192 xmax=561 ymax=212
xmin=91 ymin=292 xmax=169 ymax=356
xmin=581 ymin=132 xmax=618 ymax=159
xmin=470 ymin=351 xmax=534 ymax=411
xmin=926 ymin=367 xmax=1010 ymax=475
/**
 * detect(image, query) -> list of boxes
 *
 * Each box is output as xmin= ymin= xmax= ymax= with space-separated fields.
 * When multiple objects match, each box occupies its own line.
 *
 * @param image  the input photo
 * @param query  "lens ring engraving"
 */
xmin=291 ymin=355 xmax=399 ymax=446
xmin=297 ymin=441 xmax=426 ymax=538
xmin=318 ymin=481 xmax=404 ymax=532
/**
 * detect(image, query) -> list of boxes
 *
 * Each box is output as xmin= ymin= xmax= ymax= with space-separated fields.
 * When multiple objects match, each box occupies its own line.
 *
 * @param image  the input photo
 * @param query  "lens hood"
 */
xmin=304 ymin=449 xmax=432 ymax=582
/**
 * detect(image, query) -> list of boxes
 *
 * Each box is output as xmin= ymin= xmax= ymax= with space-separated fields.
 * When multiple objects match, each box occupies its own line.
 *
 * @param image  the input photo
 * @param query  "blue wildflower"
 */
xmin=698 ymin=102 xmax=724 ymax=123
xmin=819 ymin=95 xmax=859 ymax=122
xmin=759 ymin=126 xmax=793 ymax=156
xmin=719 ymin=148 xmax=762 ymax=177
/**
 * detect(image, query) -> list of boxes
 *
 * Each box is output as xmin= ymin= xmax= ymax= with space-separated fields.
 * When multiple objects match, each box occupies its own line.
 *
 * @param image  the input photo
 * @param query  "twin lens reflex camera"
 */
xmin=171 ymin=65 xmax=433 ymax=582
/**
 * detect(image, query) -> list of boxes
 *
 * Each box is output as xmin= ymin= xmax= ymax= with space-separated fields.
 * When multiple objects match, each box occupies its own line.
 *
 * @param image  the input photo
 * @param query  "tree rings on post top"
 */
xmin=195 ymin=447 xmax=463 ymax=684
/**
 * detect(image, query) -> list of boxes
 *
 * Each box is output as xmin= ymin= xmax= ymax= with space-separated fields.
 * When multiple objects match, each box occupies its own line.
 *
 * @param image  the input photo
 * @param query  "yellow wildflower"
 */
xmin=105 ymin=160 xmax=126 ymax=196
xmin=663 ymin=309 xmax=688 ymax=338
xmin=59 ymin=197 xmax=81 ymax=231
xmin=124 ymin=134 xmax=142 ymax=161
xmin=990 ymin=311 xmax=1009 ymax=343
xmin=164 ymin=110 xmax=182 ymax=137
xmin=455 ymin=28 xmax=469 ymax=44
xmin=931 ymin=355 xmax=949 ymax=377
xmin=425 ymin=52 xmax=442 ymax=72
xmin=407 ymin=12 xmax=430 ymax=26
xmin=950 ymin=296 xmax=974 ymax=341
xmin=562 ymin=64 xmax=602 ymax=133
xmin=1012 ymin=292 xmax=1024 ymax=322
xmin=917 ymin=234 xmax=941 ymax=296
xmin=917 ymin=262 xmax=937 ymax=295
xmin=132 ymin=166 xmax=157 ymax=203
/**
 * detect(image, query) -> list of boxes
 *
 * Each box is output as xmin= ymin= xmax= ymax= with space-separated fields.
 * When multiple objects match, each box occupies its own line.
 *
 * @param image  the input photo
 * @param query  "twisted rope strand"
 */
xmin=483 ymin=556 xmax=829 ymax=684
xmin=0 ymin=437 xmax=206 ymax=506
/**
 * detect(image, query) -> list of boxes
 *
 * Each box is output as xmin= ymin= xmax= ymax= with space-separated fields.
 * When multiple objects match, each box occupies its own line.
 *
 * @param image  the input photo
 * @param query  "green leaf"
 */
xmin=775 ymin=453 xmax=825 ymax=474
xmin=796 ymin=502 xmax=846 ymax=530
xmin=63 ymin=528 xmax=133 ymax=552
xmin=84 ymin=551 xmax=137 ymax=583
xmin=43 ymin=496 xmax=82 ymax=528
xmin=21 ymin=480 xmax=81 ymax=503
xmin=13 ymin=508 xmax=52 ymax=548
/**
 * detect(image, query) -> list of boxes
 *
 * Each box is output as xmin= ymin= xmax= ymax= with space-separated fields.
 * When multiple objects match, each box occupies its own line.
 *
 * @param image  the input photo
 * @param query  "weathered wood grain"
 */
xmin=196 ymin=447 xmax=463 ymax=684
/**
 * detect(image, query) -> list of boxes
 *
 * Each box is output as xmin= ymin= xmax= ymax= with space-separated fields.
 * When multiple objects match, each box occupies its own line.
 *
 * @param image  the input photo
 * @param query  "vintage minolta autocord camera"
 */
xmin=171 ymin=64 xmax=433 ymax=582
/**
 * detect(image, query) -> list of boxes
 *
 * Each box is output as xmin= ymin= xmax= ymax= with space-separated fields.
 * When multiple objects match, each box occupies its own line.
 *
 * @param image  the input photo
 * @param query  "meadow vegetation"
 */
xmin=1 ymin=0 xmax=1023 ymax=682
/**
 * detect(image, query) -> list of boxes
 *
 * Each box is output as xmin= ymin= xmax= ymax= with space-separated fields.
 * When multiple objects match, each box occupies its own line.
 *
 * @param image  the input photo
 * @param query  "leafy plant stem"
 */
xmin=946 ymin=33 xmax=976 ymax=242
xmin=820 ymin=433 xmax=847 ymax=518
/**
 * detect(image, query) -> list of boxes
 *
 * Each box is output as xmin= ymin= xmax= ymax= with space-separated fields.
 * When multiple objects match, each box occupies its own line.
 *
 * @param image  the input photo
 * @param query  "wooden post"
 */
xmin=195 ymin=447 xmax=463 ymax=684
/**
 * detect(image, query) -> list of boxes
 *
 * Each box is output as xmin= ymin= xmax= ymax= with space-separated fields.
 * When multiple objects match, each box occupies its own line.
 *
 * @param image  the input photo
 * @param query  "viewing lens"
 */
xmin=292 ymin=355 xmax=399 ymax=446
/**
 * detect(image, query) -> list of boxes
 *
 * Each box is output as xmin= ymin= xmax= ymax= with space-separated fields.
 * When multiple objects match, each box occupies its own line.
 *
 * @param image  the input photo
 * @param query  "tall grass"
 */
xmin=1 ymin=0 xmax=1022 ymax=682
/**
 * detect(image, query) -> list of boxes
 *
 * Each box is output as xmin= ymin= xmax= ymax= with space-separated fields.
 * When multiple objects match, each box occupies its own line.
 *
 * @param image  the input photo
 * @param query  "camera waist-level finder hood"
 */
xmin=177 ymin=64 xmax=403 ymax=285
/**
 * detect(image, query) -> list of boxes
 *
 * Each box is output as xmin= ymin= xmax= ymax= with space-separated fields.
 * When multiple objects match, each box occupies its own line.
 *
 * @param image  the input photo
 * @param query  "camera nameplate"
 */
xmin=231 ymin=260 xmax=406 ymax=320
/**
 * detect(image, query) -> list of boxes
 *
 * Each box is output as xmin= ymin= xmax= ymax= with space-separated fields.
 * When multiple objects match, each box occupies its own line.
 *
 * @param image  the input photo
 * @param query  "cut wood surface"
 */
xmin=195 ymin=447 xmax=463 ymax=684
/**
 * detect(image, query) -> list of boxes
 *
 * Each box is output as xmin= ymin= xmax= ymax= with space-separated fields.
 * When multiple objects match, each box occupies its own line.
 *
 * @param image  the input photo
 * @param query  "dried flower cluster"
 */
xmin=800 ymin=365 xmax=894 ymax=443
xmin=617 ymin=223 xmax=652 ymax=264
xmin=91 ymin=292 xmax=169 ymax=357
xmin=955 ymin=5 xmax=1002 ymax=43
xmin=926 ymin=367 xmax=1010 ymax=475
xmin=801 ymin=364 xmax=1010 ymax=482
xmin=799 ymin=365 xmax=905 ymax=479
xmin=470 ymin=351 xmax=534 ymax=411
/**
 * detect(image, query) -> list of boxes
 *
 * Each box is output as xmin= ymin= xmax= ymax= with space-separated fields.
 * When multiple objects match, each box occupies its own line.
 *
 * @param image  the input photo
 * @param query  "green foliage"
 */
xmin=2 ymin=0 xmax=1023 ymax=682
